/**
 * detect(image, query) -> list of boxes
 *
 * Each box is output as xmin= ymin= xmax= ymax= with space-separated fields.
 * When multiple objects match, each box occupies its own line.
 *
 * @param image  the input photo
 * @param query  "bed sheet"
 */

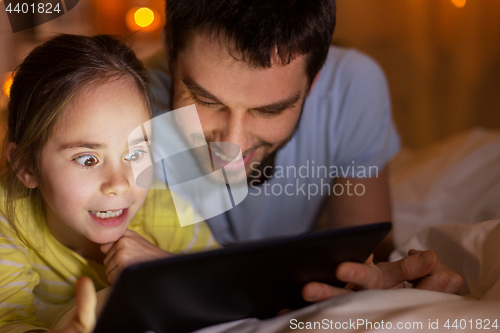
xmin=389 ymin=128 xmax=500 ymax=248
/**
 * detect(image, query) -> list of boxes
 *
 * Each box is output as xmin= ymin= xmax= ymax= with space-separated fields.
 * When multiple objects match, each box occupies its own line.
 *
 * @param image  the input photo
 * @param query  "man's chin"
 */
xmin=246 ymin=149 xmax=278 ymax=185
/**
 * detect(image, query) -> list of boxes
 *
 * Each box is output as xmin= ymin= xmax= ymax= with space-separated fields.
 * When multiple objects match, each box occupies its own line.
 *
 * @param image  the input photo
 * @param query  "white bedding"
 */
xmin=390 ymin=128 xmax=500 ymax=248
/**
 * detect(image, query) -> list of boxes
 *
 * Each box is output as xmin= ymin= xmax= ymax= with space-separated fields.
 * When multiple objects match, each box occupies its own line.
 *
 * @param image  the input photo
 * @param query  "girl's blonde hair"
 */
xmin=2 ymin=34 xmax=151 ymax=237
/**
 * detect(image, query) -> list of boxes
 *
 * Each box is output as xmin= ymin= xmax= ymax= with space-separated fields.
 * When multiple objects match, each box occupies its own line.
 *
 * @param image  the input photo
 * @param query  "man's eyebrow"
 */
xmin=251 ymin=92 xmax=301 ymax=114
xmin=182 ymin=76 xmax=223 ymax=103
xmin=183 ymin=75 xmax=302 ymax=114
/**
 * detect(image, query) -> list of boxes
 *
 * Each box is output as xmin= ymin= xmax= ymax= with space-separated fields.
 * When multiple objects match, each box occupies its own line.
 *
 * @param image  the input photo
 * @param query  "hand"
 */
xmin=100 ymin=230 xmax=174 ymax=284
xmin=302 ymin=249 xmax=464 ymax=302
xmin=50 ymin=276 xmax=97 ymax=333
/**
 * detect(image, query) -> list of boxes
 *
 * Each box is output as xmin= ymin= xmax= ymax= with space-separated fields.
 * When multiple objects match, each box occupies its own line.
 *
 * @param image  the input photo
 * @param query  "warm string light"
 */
xmin=2 ymin=72 xmax=13 ymax=98
xmin=126 ymin=7 xmax=160 ymax=31
xmin=134 ymin=7 xmax=154 ymax=27
xmin=451 ymin=0 xmax=466 ymax=8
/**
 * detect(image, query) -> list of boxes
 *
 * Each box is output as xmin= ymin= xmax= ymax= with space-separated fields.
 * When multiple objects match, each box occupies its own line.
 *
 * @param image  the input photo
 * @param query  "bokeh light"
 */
xmin=451 ymin=0 xmax=466 ymax=8
xmin=2 ymin=72 xmax=13 ymax=98
xmin=134 ymin=7 xmax=154 ymax=28
xmin=126 ymin=7 xmax=161 ymax=31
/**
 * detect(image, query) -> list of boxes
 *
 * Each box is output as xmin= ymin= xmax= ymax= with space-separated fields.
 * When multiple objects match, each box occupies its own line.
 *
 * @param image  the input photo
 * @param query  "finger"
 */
xmin=100 ymin=242 xmax=114 ymax=254
xmin=414 ymin=271 xmax=450 ymax=292
xmin=443 ymin=271 xmax=464 ymax=294
xmin=102 ymin=234 xmax=140 ymax=267
xmin=100 ymin=230 xmax=137 ymax=256
xmin=336 ymin=261 xmax=383 ymax=289
xmin=105 ymin=264 xmax=123 ymax=284
xmin=74 ymin=276 xmax=97 ymax=332
xmin=104 ymin=253 xmax=121 ymax=278
xmin=102 ymin=238 xmax=131 ymax=267
xmin=408 ymin=249 xmax=463 ymax=294
xmin=365 ymin=253 xmax=374 ymax=264
xmin=102 ymin=243 xmax=120 ymax=267
xmin=302 ymin=281 xmax=352 ymax=302
xmin=379 ymin=250 xmax=438 ymax=288
xmin=277 ymin=309 xmax=292 ymax=316
xmin=414 ymin=262 xmax=463 ymax=293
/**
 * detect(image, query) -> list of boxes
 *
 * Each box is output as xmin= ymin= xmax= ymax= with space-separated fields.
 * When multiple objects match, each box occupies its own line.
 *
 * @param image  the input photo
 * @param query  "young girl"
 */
xmin=0 ymin=34 xmax=217 ymax=332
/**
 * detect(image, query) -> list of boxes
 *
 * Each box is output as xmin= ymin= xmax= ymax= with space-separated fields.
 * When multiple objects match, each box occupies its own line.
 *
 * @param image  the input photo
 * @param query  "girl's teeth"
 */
xmin=91 ymin=209 xmax=124 ymax=219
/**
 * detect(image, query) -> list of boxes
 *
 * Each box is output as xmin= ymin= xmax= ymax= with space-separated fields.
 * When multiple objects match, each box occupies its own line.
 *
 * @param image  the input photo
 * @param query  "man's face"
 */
xmin=171 ymin=33 xmax=310 ymax=177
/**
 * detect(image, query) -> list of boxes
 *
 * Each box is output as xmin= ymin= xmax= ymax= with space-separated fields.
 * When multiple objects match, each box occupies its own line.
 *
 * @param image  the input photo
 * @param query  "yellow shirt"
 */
xmin=0 ymin=186 xmax=218 ymax=332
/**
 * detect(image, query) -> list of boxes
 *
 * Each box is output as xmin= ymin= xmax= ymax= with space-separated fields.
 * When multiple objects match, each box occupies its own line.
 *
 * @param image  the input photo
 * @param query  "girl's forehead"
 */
xmin=51 ymin=79 xmax=150 ymax=143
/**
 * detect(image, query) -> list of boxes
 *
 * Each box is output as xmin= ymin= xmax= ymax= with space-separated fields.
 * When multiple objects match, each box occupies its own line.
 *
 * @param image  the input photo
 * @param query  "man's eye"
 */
xmin=193 ymin=96 xmax=220 ymax=108
xmin=75 ymin=155 xmax=99 ymax=167
xmin=198 ymin=101 xmax=219 ymax=107
xmin=125 ymin=150 xmax=146 ymax=162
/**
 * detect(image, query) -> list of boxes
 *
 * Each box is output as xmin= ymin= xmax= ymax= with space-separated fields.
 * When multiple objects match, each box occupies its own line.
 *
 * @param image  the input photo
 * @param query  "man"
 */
xmin=146 ymin=0 xmax=463 ymax=300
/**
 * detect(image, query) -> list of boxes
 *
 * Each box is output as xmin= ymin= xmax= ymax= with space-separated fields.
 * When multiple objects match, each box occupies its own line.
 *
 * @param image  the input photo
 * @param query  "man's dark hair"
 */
xmin=164 ymin=0 xmax=336 ymax=85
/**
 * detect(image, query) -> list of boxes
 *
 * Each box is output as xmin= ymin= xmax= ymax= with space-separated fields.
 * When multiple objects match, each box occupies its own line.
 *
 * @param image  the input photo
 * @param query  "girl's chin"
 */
xmin=89 ymin=231 xmax=127 ymax=245
xmin=88 ymin=225 xmax=130 ymax=245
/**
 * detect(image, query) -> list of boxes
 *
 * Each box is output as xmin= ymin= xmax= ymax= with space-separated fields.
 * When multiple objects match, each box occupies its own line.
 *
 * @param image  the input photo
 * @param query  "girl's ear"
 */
xmin=5 ymin=142 xmax=39 ymax=189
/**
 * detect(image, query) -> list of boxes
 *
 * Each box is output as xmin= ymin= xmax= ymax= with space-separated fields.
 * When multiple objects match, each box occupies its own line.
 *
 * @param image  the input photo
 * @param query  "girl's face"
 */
xmin=37 ymin=79 xmax=151 ymax=250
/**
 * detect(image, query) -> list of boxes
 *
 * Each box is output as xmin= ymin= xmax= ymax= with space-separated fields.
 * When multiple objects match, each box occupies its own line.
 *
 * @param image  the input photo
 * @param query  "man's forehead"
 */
xmin=177 ymin=32 xmax=308 ymax=73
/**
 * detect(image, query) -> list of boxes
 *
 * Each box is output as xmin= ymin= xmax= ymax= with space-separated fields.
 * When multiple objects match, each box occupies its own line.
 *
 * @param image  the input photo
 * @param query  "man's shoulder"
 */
xmin=311 ymin=46 xmax=387 ymax=97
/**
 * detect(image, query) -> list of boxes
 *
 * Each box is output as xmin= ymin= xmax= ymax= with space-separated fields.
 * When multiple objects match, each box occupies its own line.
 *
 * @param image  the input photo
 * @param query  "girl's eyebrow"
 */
xmin=60 ymin=142 xmax=105 ymax=150
xmin=129 ymin=137 xmax=149 ymax=147
xmin=59 ymin=137 xmax=148 ymax=151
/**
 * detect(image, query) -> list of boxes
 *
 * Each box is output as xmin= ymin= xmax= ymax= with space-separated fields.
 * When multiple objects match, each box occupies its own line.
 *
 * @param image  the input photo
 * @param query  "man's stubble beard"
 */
xmin=245 ymin=100 xmax=306 ymax=186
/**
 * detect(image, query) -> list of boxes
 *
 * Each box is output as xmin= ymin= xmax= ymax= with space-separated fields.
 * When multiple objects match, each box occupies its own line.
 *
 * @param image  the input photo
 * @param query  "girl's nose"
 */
xmin=100 ymin=164 xmax=130 ymax=196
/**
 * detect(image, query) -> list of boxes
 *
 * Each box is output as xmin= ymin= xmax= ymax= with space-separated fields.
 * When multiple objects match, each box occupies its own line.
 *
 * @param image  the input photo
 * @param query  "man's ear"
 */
xmin=5 ymin=142 xmax=39 ymax=189
xmin=306 ymin=70 xmax=321 ymax=97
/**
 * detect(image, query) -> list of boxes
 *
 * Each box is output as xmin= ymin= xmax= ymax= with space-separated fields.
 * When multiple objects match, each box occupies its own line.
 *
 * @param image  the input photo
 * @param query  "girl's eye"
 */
xmin=125 ymin=150 xmax=147 ymax=162
xmin=75 ymin=155 xmax=99 ymax=168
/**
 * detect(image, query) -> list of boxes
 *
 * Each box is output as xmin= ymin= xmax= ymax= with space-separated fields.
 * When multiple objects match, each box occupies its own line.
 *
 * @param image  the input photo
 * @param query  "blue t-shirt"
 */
xmin=148 ymin=46 xmax=400 ymax=244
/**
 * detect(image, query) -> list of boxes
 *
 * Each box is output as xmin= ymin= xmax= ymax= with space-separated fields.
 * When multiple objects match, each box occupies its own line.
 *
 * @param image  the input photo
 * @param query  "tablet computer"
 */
xmin=93 ymin=222 xmax=391 ymax=333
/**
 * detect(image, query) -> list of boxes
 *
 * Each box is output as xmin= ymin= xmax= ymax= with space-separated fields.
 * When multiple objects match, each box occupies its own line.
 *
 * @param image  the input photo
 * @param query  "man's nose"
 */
xmin=100 ymin=163 xmax=130 ymax=196
xmin=217 ymin=111 xmax=252 ymax=155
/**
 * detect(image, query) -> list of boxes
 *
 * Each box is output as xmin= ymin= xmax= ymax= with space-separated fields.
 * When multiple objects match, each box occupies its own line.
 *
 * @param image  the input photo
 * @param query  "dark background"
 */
xmin=1 ymin=0 xmax=499 ymax=150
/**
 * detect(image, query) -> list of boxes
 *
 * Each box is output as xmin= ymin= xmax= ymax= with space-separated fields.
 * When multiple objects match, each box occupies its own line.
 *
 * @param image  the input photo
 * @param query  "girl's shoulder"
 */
xmin=137 ymin=187 xmax=178 ymax=223
xmin=0 ymin=177 xmax=45 ymax=248
xmin=132 ymin=187 xmax=219 ymax=253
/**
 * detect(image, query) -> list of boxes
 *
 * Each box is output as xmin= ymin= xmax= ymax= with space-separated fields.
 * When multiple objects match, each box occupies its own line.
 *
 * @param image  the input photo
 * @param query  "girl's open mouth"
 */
xmin=88 ymin=208 xmax=129 ymax=227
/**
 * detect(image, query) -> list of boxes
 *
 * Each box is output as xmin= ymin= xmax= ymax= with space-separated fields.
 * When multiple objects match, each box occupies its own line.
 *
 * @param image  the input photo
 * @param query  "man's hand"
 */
xmin=101 ymin=230 xmax=174 ymax=284
xmin=49 ymin=276 xmax=97 ymax=333
xmin=302 ymin=249 xmax=464 ymax=302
